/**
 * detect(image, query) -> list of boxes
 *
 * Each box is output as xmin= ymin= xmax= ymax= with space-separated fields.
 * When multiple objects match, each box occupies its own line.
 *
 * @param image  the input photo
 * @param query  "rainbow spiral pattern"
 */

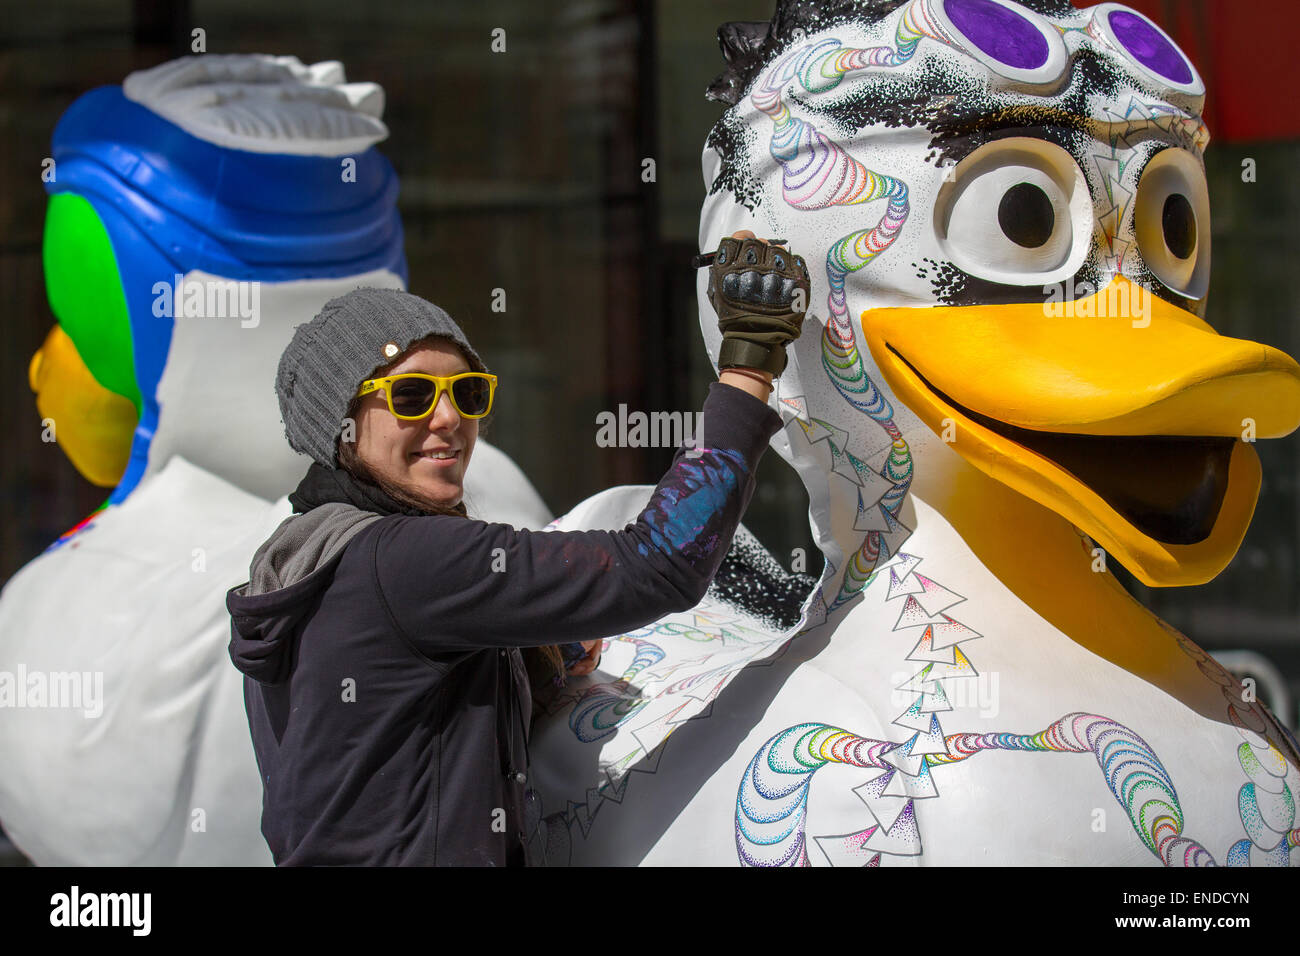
xmin=935 ymin=714 xmax=1216 ymax=866
xmin=736 ymin=723 xmax=894 ymax=866
xmin=1168 ymin=627 xmax=1299 ymax=866
xmin=758 ymin=1 xmax=954 ymax=104
xmin=568 ymin=636 xmax=665 ymax=744
xmin=736 ymin=712 xmax=1216 ymax=867
xmin=750 ymin=36 xmax=918 ymax=612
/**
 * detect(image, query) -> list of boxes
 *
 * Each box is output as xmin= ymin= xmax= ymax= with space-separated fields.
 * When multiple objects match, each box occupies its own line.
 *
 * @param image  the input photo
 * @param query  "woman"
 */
xmin=227 ymin=233 xmax=809 ymax=865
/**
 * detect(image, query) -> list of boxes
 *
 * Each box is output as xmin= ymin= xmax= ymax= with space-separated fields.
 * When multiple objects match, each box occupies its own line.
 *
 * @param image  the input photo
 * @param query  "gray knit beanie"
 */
xmin=276 ymin=287 xmax=488 ymax=468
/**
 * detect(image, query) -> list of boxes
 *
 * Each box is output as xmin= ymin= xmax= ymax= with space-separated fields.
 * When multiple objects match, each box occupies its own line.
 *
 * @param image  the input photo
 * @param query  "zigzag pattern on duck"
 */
xmin=734 ymin=554 xmax=1234 ymax=867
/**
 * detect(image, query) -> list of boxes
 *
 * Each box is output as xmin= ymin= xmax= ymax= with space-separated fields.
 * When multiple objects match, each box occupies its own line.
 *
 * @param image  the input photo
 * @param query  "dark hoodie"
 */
xmin=227 ymin=381 xmax=782 ymax=865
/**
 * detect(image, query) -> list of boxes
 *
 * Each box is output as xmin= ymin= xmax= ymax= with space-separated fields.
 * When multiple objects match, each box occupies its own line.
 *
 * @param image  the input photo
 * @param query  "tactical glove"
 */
xmin=707 ymin=237 xmax=811 ymax=377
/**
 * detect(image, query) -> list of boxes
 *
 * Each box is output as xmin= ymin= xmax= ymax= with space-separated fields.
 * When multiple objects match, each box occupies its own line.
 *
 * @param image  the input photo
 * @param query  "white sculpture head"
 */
xmin=698 ymin=0 xmax=1300 ymax=597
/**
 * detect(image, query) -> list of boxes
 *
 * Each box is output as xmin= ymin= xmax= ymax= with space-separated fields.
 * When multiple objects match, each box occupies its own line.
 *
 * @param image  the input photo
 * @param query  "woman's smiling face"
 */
xmin=352 ymin=339 xmax=478 ymax=510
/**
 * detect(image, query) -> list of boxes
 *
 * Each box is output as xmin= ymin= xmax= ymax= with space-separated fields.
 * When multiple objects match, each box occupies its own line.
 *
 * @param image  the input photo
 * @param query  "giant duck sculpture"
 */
xmin=0 ymin=54 xmax=551 ymax=865
xmin=526 ymin=0 xmax=1300 ymax=866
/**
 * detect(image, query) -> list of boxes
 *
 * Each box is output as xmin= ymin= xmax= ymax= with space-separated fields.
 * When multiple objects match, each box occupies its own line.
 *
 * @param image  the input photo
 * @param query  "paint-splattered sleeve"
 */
xmin=372 ymin=381 xmax=784 ymax=654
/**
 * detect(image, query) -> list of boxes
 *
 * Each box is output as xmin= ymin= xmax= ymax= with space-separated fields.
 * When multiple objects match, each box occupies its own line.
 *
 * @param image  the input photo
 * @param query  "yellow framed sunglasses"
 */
xmin=356 ymin=371 xmax=498 ymax=420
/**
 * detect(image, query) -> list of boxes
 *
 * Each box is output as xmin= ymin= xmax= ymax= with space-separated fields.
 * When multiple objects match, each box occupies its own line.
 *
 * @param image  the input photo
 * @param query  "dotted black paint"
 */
xmin=705 ymin=525 xmax=816 ymax=632
xmin=706 ymin=110 xmax=763 ymax=213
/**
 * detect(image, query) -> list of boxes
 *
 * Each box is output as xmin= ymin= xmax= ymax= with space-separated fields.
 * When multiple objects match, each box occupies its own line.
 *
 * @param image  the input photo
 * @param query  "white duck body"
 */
xmin=0 ymin=445 xmax=549 ymax=866
xmin=529 ymin=446 xmax=1300 ymax=866
xmin=527 ymin=0 xmax=1300 ymax=866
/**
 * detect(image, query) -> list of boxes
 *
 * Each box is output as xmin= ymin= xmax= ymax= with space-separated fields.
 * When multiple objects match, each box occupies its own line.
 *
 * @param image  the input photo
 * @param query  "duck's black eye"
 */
xmin=1132 ymin=148 xmax=1209 ymax=298
xmin=998 ymin=182 xmax=1055 ymax=249
xmin=1161 ymin=193 xmax=1196 ymax=260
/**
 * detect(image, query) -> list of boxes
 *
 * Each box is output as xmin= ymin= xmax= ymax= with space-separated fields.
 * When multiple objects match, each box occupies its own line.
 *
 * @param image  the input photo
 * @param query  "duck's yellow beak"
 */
xmin=29 ymin=324 xmax=136 ymax=488
xmin=863 ymin=277 xmax=1300 ymax=586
